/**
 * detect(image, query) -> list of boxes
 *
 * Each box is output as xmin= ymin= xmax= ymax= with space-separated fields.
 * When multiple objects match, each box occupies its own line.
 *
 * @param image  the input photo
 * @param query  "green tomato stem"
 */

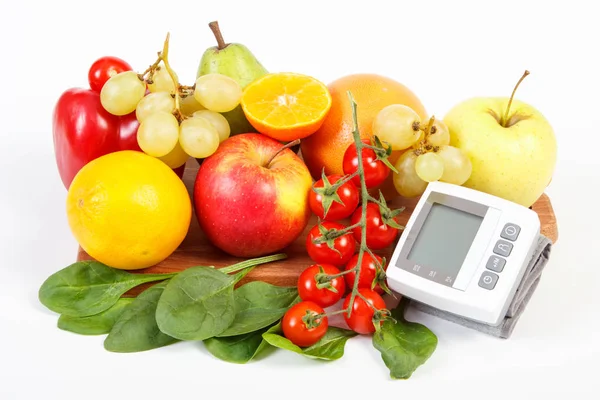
xmin=345 ymin=91 xmax=370 ymax=319
xmin=327 ymin=170 xmax=359 ymax=194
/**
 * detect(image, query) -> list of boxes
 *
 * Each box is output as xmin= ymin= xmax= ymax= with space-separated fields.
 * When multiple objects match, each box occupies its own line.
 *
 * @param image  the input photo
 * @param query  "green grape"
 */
xmin=393 ymin=151 xmax=428 ymax=198
xmin=100 ymin=71 xmax=146 ymax=116
xmin=136 ymin=112 xmax=179 ymax=157
xmin=194 ymin=73 xmax=242 ymax=113
xmin=192 ymin=110 xmax=231 ymax=143
xmin=427 ymin=119 xmax=450 ymax=147
xmin=158 ymin=140 xmax=189 ymax=169
xmin=136 ymin=92 xmax=175 ymax=122
xmin=180 ymin=95 xmax=205 ymax=116
xmin=437 ymin=145 xmax=472 ymax=185
xmin=148 ymin=67 xmax=177 ymax=94
xmin=415 ymin=152 xmax=445 ymax=182
xmin=179 ymin=116 xmax=220 ymax=158
xmin=372 ymin=104 xmax=421 ymax=151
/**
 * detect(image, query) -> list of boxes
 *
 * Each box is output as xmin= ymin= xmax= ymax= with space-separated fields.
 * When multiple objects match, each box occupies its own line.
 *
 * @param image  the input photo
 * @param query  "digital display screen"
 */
xmin=407 ymin=203 xmax=484 ymax=285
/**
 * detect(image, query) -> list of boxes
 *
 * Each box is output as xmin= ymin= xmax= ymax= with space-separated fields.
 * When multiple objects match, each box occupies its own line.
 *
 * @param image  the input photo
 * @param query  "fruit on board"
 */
xmin=194 ymin=133 xmax=313 ymax=257
xmin=197 ymin=21 xmax=268 ymax=135
xmin=100 ymin=71 xmax=146 ymax=116
xmin=343 ymin=288 xmax=386 ymax=334
xmin=443 ymin=71 xmax=557 ymax=207
xmin=297 ymin=264 xmax=346 ymax=308
xmin=53 ymin=88 xmax=142 ymax=189
xmin=66 ymin=151 xmax=191 ymax=270
xmin=342 ymin=139 xmax=390 ymax=189
xmin=241 ymin=72 xmax=332 ymax=142
xmin=308 ymin=174 xmax=359 ymax=221
xmin=194 ymin=73 xmax=242 ymax=113
xmin=300 ymin=74 xmax=428 ymax=198
xmin=282 ymin=301 xmax=328 ymax=347
xmin=88 ymin=56 xmax=132 ymax=94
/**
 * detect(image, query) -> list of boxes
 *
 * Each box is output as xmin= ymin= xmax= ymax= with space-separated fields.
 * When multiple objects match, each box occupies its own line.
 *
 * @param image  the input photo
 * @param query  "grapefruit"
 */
xmin=300 ymin=74 xmax=428 ymax=197
xmin=66 ymin=151 xmax=192 ymax=270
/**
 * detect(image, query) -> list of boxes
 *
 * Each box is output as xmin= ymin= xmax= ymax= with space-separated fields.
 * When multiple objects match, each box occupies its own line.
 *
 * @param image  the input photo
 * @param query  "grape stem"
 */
xmin=159 ymin=33 xmax=184 ymax=122
xmin=501 ymin=70 xmax=530 ymax=127
xmin=414 ymin=115 xmax=436 ymax=154
xmin=138 ymin=55 xmax=162 ymax=81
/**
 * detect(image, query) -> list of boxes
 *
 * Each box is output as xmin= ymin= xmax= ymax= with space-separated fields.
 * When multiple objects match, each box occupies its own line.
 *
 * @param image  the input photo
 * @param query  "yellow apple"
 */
xmin=443 ymin=97 xmax=556 ymax=207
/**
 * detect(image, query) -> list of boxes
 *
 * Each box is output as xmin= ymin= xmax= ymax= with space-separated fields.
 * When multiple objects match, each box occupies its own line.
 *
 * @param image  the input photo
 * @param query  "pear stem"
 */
xmin=266 ymin=139 xmax=301 ymax=167
xmin=209 ymin=21 xmax=227 ymax=50
xmin=501 ymin=70 xmax=530 ymax=127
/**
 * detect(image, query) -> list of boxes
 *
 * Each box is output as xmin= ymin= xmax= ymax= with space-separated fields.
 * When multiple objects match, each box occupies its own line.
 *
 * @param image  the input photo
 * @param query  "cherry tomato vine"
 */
xmin=287 ymin=92 xmax=407 ymax=345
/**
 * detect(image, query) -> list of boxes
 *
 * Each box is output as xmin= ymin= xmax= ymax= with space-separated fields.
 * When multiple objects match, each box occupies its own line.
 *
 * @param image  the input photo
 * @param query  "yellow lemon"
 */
xmin=66 ymin=151 xmax=192 ymax=270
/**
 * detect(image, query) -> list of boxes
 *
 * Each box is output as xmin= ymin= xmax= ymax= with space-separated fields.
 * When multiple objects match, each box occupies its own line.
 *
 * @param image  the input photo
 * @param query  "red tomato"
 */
xmin=351 ymin=202 xmax=399 ymax=250
xmin=282 ymin=301 xmax=328 ymax=347
xmin=343 ymin=288 xmax=386 ymax=334
xmin=88 ymin=56 xmax=133 ymax=93
xmin=298 ymin=264 xmax=346 ymax=308
xmin=342 ymin=139 xmax=390 ymax=189
xmin=306 ymin=222 xmax=356 ymax=266
xmin=308 ymin=174 xmax=359 ymax=221
xmin=344 ymin=253 xmax=386 ymax=294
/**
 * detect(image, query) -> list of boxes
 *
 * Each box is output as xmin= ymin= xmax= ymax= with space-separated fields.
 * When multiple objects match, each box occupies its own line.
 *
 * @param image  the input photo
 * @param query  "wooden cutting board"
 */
xmin=77 ymin=159 xmax=558 ymax=295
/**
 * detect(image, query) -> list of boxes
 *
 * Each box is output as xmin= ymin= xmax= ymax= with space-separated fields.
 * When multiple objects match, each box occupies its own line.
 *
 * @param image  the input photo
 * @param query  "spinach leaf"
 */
xmin=155 ymin=254 xmax=288 ymax=341
xmin=104 ymin=282 xmax=178 ymax=353
xmin=262 ymin=325 xmax=357 ymax=361
xmin=218 ymin=282 xmax=298 ymax=337
xmin=155 ymin=266 xmax=238 ymax=341
xmin=38 ymin=261 xmax=176 ymax=317
xmin=204 ymin=325 xmax=272 ymax=364
xmin=372 ymin=298 xmax=438 ymax=379
xmin=57 ymin=298 xmax=135 ymax=335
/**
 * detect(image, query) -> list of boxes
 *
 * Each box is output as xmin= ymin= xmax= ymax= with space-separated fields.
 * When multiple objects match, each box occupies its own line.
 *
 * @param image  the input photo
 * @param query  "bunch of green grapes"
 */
xmin=372 ymin=104 xmax=472 ymax=198
xmin=100 ymin=67 xmax=242 ymax=167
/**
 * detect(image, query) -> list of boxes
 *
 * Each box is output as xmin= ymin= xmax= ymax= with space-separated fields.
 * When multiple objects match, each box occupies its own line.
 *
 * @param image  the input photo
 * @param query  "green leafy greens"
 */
xmin=218 ymin=282 xmax=298 ymax=337
xmin=372 ymin=298 xmax=438 ymax=379
xmin=39 ymin=261 xmax=175 ymax=317
xmin=57 ymin=298 xmax=135 ymax=335
xmin=104 ymin=282 xmax=178 ymax=353
xmin=262 ymin=323 xmax=357 ymax=361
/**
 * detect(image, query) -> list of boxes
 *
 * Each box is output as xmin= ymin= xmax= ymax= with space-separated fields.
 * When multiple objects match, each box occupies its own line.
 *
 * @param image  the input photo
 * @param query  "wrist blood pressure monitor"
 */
xmin=387 ymin=181 xmax=541 ymax=326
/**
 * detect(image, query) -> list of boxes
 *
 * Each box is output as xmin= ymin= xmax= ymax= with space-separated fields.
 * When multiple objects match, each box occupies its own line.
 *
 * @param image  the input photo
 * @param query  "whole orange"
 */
xmin=300 ymin=74 xmax=428 ymax=197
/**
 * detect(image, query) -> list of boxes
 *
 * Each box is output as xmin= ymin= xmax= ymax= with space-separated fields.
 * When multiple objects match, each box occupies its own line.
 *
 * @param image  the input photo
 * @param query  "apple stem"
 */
xmin=209 ymin=21 xmax=227 ymax=50
xmin=501 ymin=70 xmax=530 ymax=127
xmin=266 ymin=139 xmax=301 ymax=166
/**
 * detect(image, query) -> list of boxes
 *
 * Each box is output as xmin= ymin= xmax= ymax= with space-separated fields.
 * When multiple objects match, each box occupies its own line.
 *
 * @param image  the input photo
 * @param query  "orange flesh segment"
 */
xmin=243 ymin=73 xmax=331 ymax=128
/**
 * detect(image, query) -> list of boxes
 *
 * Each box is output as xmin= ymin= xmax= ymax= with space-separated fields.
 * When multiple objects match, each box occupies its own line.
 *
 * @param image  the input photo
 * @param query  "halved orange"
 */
xmin=241 ymin=72 xmax=332 ymax=142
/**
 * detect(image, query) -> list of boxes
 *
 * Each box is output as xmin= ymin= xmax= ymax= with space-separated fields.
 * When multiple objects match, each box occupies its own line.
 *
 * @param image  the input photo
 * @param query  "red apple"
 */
xmin=194 ymin=133 xmax=313 ymax=257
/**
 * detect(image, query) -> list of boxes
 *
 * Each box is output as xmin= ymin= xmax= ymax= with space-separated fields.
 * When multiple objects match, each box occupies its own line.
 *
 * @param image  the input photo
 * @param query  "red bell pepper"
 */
xmin=52 ymin=88 xmax=143 ymax=189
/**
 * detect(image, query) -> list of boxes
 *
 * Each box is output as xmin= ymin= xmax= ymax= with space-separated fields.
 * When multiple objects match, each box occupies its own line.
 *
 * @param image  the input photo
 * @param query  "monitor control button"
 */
xmin=493 ymin=240 xmax=513 ymax=257
xmin=486 ymin=255 xmax=506 ymax=273
xmin=479 ymin=271 xmax=499 ymax=290
xmin=501 ymin=223 xmax=521 ymax=241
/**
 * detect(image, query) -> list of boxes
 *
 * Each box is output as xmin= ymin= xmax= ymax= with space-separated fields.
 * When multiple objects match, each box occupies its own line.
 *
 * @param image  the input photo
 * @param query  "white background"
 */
xmin=1 ymin=0 xmax=598 ymax=398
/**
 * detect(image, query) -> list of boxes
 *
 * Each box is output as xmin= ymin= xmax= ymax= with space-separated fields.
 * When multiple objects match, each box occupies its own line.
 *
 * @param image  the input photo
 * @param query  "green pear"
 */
xmin=197 ymin=21 xmax=268 ymax=136
xmin=443 ymin=71 xmax=557 ymax=207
